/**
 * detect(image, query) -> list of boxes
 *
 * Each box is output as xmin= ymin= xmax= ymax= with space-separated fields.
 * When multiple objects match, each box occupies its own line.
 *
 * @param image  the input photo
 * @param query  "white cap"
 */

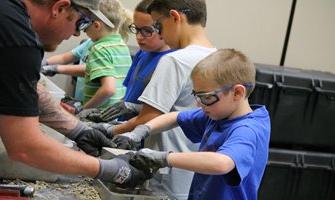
xmin=72 ymin=0 xmax=114 ymax=28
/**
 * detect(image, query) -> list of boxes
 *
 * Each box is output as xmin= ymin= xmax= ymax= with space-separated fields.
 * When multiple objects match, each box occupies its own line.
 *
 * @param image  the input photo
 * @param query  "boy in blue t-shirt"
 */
xmin=117 ymin=49 xmax=271 ymax=200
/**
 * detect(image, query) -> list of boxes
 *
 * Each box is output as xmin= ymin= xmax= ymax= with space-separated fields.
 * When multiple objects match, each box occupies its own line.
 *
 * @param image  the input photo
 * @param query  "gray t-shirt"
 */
xmin=139 ymin=45 xmax=217 ymax=200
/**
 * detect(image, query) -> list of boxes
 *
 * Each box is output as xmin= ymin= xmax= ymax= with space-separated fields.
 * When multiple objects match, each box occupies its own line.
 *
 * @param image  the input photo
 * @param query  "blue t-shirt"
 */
xmin=177 ymin=105 xmax=271 ymax=200
xmin=123 ymin=49 xmax=175 ymax=104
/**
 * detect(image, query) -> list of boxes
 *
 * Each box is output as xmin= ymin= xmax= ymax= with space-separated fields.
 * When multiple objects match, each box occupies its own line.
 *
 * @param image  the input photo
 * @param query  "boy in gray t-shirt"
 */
xmin=111 ymin=0 xmax=216 ymax=199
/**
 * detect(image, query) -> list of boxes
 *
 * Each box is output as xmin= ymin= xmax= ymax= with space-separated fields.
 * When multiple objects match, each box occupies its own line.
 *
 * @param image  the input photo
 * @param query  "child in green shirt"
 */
xmin=42 ymin=0 xmax=132 ymax=109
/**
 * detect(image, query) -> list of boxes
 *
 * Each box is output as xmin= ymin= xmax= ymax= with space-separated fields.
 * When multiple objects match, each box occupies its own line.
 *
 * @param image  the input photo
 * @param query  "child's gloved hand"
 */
xmin=130 ymin=148 xmax=171 ymax=175
xmin=100 ymin=101 xmax=137 ymax=122
xmin=41 ymin=65 xmax=58 ymax=76
xmin=112 ymin=125 xmax=151 ymax=150
xmin=97 ymin=153 xmax=153 ymax=188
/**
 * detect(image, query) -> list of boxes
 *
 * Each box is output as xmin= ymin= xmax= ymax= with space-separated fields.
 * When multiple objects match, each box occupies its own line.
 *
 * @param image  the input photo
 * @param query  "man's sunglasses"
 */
xmin=192 ymin=83 xmax=254 ymax=106
xmin=71 ymin=4 xmax=93 ymax=32
xmin=128 ymin=23 xmax=159 ymax=38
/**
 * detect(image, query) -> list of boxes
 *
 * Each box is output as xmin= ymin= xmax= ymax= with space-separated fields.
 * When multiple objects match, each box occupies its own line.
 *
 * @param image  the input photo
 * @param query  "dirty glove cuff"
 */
xmin=96 ymin=158 xmax=126 ymax=182
xmin=67 ymin=121 xmax=89 ymax=141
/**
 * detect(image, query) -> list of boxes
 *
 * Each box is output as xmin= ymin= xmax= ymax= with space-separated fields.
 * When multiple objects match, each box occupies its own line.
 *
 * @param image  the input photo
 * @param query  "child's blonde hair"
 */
xmin=191 ymin=48 xmax=256 ymax=97
xmin=99 ymin=0 xmax=133 ymax=41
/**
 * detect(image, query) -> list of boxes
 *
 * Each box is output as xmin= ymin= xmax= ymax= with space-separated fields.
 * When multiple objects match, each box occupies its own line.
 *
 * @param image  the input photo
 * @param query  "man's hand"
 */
xmin=41 ymin=65 xmax=58 ymax=76
xmin=130 ymin=148 xmax=171 ymax=175
xmin=75 ymin=128 xmax=116 ymax=157
xmin=112 ymin=125 xmax=151 ymax=150
xmin=100 ymin=101 xmax=137 ymax=122
xmin=97 ymin=153 xmax=153 ymax=188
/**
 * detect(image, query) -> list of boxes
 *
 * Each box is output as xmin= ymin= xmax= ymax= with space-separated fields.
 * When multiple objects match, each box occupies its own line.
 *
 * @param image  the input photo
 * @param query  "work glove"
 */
xmin=41 ymin=58 xmax=48 ymax=66
xmin=41 ymin=65 xmax=58 ymax=76
xmin=112 ymin=125 xmax=151 ymax=151
xmin=90 ymin=122 xmax=116 ymax=136
xmin=74 ymin=128 xmax=117 ymax=157
xmin=60 ymin=96 xmax=83 ymax=114
xmin=77 ymin=108 xmax=104 ymax=122
xmin=97 ymin=153 xmax=153 ymax=188
xmin=100 ymin=101 xmax=137 ymax=122
xmin=130 ymin=148 xmax=171 ymax=175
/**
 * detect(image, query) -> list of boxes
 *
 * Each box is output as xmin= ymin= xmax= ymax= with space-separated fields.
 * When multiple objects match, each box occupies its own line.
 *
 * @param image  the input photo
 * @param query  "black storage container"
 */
xmin=250 ymin=64 xmax=335 ymax=151
xmin=259 ymin=148 xmax=335 ymax=200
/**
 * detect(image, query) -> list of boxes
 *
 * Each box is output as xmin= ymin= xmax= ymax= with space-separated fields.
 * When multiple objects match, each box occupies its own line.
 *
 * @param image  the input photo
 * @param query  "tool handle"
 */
xmin=0 ymin=184 xmax=35 ymax=197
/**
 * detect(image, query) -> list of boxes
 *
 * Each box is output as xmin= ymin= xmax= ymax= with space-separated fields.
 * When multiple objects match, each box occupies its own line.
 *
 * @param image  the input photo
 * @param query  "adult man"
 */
xmin=0 ymin=0 xmax=149 ymax=187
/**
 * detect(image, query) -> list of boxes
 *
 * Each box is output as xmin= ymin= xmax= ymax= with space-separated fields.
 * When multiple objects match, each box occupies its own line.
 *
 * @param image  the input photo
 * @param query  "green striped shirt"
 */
xmin=84 ymin=34 xmax=131 ymax=109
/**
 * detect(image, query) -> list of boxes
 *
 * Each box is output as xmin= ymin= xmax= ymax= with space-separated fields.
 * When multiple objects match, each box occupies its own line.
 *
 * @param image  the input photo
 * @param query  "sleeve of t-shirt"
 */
xmin=0 ymin=47 xmax=41 ymax=116
xmin=138 ymin=55 xmax=187 ymax=113
xmin=218 ymin=126 xmax=257 ymax=183
xmin=177 ymin=108 xmax=208 ymax=143
xmin=86 ymin=48 xmax=117 ymax=81
xmin=71 ymin=39 xmax=92 ymax=59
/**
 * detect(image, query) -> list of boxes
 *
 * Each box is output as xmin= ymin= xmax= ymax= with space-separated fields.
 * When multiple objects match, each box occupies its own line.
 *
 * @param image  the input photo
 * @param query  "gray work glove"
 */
xmin=97 ymin=153 xmax=153 ymax=188
xmin=100 ymin=101 xmax=137 ymax=122
xmin=77 ymin=108 xmax=103 ymax=122
xmin=73 ymin=128 xmax=116 ymax=157
xmin=130 ymin=148 xmax=171 ymax=175
xmin=41 ymin=65 xmax=58 ymax=76
xmin=91 ymin=123 xmax=116 ymax=136
xmin=112 ymin=125 xmax=151 ymax=151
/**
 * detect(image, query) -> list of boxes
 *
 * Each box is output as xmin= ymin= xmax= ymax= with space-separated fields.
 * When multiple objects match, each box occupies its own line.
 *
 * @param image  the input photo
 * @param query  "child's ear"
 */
xmin=233 ymin=85 xmax=246 ymax=101
xmin=93 ymin=21 xmax=101 ymax=29
xmin=169 ymin=9 xmax=182 ymax=23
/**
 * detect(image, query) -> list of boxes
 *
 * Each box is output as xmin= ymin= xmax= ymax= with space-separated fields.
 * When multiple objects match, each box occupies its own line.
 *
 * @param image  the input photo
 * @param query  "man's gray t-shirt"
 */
xmin=139 ymin=45 xmax=217 ymax=200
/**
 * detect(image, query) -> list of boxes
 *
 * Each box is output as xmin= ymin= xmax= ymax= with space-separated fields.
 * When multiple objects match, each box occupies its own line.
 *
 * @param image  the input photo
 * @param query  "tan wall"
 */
xmin=285 ymin=0 xmax=335 ymax=73
xmin=47 ymin=0 xmax=335 ymax=93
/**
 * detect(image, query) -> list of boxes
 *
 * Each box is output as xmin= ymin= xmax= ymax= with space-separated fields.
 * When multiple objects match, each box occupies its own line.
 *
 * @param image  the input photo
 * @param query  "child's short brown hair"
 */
xmin=147 ymin=0 xmax=207 ymax=27
xmin=135 ymin=0 xmax=153 ymax=13
xmin=191 ymin=49 xmax=256 ymax=97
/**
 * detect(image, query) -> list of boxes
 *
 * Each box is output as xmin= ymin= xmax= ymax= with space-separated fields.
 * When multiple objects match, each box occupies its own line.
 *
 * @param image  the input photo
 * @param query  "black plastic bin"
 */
xmin=258 ymin=148 xmax=335 ymax=200
xmin=250 ymin=64 xmax=335 ymax=151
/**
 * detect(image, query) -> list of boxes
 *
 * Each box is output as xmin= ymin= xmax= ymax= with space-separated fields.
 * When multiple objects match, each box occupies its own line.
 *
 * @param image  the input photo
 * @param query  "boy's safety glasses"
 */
xmin=128 ymin=24 xmax=159 ymax=37
xmin=192 ymin=83 xmax=254 ymax=106
xmin=152 ymin=9 xmax=191 ymax=34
